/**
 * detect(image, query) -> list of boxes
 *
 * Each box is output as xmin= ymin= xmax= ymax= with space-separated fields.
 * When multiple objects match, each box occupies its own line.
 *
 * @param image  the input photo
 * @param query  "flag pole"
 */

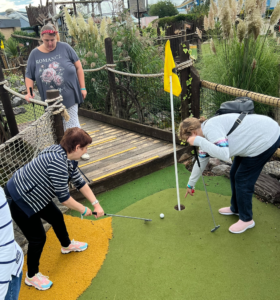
xmin=169 ymin=75 xmax=181 ymax=211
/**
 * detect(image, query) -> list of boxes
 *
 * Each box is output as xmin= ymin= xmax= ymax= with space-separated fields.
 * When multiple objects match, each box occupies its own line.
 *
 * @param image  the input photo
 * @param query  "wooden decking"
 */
xmin=71 ymin=115 xmax=186 ymax=199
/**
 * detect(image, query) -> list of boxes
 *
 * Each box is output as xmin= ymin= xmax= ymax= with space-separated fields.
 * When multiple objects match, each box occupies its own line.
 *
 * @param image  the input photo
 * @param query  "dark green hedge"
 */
xmin=12 ymin=30 xmax=37 ymax=45
xmin=155 ymin=14 xmax=204 ymax=28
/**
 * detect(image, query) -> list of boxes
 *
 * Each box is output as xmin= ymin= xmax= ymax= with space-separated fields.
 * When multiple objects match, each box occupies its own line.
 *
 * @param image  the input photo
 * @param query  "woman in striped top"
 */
xmin=4 ymin=127 xmax=104 ymax=291
xmin=0 ymin=187 xmax=23 ymax=300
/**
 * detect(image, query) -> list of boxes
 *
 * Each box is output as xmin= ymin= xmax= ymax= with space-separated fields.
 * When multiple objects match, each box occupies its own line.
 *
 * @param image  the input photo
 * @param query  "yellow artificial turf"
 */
xmin=19 ymin=215 xmax=112 ymax=300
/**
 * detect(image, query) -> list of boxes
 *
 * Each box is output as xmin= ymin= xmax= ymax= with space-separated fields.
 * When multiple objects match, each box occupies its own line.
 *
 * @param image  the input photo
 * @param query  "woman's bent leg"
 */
xmin=38 ymin=201 xmax=71 ymax=248
xmin=230 ymin=156 xmax=242 ymax=214
xmin=235 ymin=136 xmax=280 ymax=222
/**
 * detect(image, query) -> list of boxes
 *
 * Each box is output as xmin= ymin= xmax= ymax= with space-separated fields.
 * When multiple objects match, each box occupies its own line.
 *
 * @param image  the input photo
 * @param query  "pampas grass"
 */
xmin=197 ymin=0 xmax=280 ymax=117
xmin=270 ymin=0 xmax=280 ymax=26
xmin=204 ymin=15 xmax=209 ymax=31
xmin=245 ymin=0 xmax=263 ymax=40
xmin=219 ymin=2 xmax=232 ymax=38
xmin=237 ymin=19 xmax=246 ymax=43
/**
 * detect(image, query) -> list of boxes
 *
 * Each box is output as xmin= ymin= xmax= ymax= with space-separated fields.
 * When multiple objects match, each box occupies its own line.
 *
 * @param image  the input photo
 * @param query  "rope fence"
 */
xmin=201 ymin=80 xmax=280 ymax=108
xmin=155 ymin=32 xmax=198 ymax=41
xmin=2 ymin=64 xmax=27 ymax=72
xmin=0 ymin=110 xmax=56 ymax=187
xmin=84 ymin=59 xmax=193 ymax=77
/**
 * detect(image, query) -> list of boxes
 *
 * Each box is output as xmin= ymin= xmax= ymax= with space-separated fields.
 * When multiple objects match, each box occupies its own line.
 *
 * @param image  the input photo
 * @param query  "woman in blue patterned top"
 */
xmin=25 ymin=23 xmax=90 ymax=161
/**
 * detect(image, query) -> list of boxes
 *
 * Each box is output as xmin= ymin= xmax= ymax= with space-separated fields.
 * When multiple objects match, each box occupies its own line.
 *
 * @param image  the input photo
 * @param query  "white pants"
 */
xmin=62 ymin=104 xmax=81 ymax=131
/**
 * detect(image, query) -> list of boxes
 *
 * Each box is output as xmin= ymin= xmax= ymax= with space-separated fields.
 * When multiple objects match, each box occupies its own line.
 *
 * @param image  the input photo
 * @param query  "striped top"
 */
xmin=188 ymin=113 xmax=280 ymax=187
xmin=7 ymin=145 xmax=86 ymax=217
xmin=0 ymin=187 xmax=23 ymax=299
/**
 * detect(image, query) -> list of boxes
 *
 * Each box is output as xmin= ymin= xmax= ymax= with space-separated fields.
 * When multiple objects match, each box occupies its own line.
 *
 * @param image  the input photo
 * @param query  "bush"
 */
xmin=155 ymin=14 xmax=204 ymax=28
xmin=12 ymin=30 xmax=37 ymax=46
xmin=0 ymin=32 xmax=5 ymax=43
xmin=149 ymin=1 xmax=178 ymax=19
xmin=197 ymin=0 xmax=280 ymax=117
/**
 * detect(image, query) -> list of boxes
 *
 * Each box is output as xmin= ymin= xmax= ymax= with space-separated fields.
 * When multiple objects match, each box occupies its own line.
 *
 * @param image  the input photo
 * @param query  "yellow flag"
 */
xmin=0 ymin=40 xmax=4 ymax=49
xmin=164 ymin=40 xmax=182 ymax=97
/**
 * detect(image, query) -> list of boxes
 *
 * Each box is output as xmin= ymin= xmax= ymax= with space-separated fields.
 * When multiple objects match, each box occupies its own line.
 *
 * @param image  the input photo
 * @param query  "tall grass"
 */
xmin=197 ymin=0 xmax=280 ymax=117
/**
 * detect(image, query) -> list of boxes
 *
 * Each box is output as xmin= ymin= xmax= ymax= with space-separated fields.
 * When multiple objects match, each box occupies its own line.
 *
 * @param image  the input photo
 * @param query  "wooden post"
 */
xmin=17 ymin=46 xmax=25 ymax=80
xmin=73 ymin=0 xmax=77 ymax=16
xmin=46 ymin=89 xmax=64 ymax=144
xmin=0 ymin=65 xmax=19 ymax=137
xmin=197 ymin=38 xmax=202 ymax=54
xmin=157 ymin=26 xmax=161 ymax=45
xmin=105 ymin=37 xmax=120 ymax=118
xmin=179 ymin=41 xmax=190 ymax=120
xmin=190 ymin=66 xmax=200 ymax=118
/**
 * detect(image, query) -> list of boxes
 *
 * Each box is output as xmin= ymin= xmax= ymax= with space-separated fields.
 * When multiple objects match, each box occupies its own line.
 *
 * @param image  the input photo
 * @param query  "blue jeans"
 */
xmin=4 ymin=272 xmax=22 ymax=300
xmin=230 ymin=135 xmax=280 ymax=222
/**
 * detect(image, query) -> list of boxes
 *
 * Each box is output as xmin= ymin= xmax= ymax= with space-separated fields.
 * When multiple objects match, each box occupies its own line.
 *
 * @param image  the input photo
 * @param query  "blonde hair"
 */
xmin=178 ymin=116 xmax=206 ymax=141
xmin=41 ymin=23 xmax=60 ymax=41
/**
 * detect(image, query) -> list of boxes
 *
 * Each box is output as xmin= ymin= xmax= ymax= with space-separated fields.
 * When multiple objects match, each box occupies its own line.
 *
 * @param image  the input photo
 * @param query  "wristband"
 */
xmin=82 ymin=207 xmax=87 ymax=216
xmin=91 ymin=199 xmax=99 ymax=205
xmin=187 ymin=184 xmax=193 ymax=189
xmin=81 ymin=88 xmax=86 ymax=90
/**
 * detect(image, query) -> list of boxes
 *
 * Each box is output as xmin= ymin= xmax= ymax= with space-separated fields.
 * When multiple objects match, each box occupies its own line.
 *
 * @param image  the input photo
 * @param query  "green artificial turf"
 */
xmin=68 ymin=163 xmax=232 ymax=218
xmin=79 ymin=188 xmax=280 ymax=300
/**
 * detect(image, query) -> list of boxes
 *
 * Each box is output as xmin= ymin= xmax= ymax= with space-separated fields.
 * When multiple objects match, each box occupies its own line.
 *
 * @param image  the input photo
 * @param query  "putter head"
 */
xmin=211 ymin=225 xmax=220 ymax=232
xmin=144 ymin=219 xmax=152 ymax=222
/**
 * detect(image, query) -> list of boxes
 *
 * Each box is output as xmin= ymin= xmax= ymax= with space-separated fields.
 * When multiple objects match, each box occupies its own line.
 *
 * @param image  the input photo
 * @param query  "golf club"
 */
xmin=92 ymin=211 xmax=152 ymax=222
xmin=193 ymin=147 xmax=220 ymax=232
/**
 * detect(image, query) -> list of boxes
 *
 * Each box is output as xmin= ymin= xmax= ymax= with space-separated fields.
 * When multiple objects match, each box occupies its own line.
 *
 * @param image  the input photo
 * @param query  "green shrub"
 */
xmin=155 ymin=14 xmax=204 ymax=28
xmin=149 ymin=1 xmax=178 ymax=19
xmin=13 ymin=30 xmax=37 ymax=45
xmin=197 ymin=0 xmax=280 ymax=117
xmin=0 ymin=32 xmax=5 ymax=43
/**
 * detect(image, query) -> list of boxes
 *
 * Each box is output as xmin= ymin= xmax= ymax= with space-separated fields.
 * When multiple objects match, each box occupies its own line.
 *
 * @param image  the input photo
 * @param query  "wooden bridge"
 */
xmin=71 ymin=110 xmax=187 ymax=200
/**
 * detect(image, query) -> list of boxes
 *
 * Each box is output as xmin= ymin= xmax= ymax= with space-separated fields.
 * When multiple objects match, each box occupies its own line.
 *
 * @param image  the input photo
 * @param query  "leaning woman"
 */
xmin=4 ymin=128 xmax=104 ymax=290
xmin=179 ymin=114 xmax=280 ymax=234
xmin=24 ymin=23 xmax=90 ymax=160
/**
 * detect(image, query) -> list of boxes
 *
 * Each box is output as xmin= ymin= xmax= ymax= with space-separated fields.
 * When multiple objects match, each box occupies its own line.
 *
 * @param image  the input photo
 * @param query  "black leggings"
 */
xmin=5 ymin=186 xmax=71 ymax=278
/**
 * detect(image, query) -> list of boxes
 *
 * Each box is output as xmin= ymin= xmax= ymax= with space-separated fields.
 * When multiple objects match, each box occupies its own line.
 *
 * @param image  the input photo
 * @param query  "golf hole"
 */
xmin=174 ymin=204 xmax=185 ymax=211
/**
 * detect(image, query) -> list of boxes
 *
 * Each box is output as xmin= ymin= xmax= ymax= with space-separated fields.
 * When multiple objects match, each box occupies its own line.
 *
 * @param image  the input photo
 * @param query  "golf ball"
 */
xmin=160 ymin=213 xmax=164 ymax=219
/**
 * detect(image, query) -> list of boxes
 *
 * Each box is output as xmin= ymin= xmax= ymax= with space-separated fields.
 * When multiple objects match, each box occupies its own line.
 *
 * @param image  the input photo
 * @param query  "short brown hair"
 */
xmin=60 ymin=128 xmax=92 ymax=153
xmin=178 ymin=116 xmax=206 ymax=141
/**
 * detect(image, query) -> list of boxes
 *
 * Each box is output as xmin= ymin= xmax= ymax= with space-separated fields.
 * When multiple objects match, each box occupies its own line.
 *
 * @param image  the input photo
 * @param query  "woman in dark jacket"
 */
xmin=5 ymin=127 xmax=104 ymax=291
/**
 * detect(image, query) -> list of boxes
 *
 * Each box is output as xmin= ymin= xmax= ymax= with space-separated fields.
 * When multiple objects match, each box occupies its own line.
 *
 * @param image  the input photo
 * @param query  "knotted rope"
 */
xmin=45 ymin=95 xmax=70 ymax=121
xmin=0 ymin=80 xmax=70 ymax=121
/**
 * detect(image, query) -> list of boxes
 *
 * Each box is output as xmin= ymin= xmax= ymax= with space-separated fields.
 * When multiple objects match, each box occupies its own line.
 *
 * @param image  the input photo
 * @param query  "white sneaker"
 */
xmin=81 ymin=153 xmax=90 ymax=160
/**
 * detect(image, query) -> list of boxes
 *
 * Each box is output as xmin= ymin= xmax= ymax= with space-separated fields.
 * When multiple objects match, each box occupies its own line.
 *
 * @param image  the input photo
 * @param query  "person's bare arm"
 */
xmin=74 ymin=60 xmax=87 ymax=99
xmin=62 ymin=196 xmax=89 ymax=214
xmin=62 ymin=185 xmax=104 ymax=218
xmin=24 ymin=77 xmax=35 ymax=103
xmin=79 ymin=184 xmax=104 ymax=218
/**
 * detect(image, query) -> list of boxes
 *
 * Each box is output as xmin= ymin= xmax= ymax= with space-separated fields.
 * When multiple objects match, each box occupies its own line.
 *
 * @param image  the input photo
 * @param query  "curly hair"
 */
xmin=178 ymin=116 xmax=207 ymax=142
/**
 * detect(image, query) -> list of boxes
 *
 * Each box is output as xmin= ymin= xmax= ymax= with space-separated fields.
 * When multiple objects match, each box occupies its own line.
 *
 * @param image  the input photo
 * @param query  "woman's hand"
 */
xmin=93 ymin=203 xmax=104 ymax=219
xmin=187 ymin=134 xmax=197 ymax=146
xmin=81 ymin=89 xmax=87 ymax=100
xmin=25 ymin=93 xmax=35 ymax=103
xmin=83 ymin=207 xmax=92 ymax=217
xmin=185 ymin=188 xmax=195 ymax=198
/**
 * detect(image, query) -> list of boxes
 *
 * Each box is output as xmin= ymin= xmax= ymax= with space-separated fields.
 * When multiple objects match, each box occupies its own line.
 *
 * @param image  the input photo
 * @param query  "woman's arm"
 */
xmin=24 ymin=78 xmax=35 ymax=103
xmin=62 ymin=184 xmax=104 ymax=218
xmin=79 ymin=184 xmax=104 ymax=218
xmin=62 ymin=196 xmax=88 ymax=214
xmin=74 ymin=60 xmax=87 ymax=99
